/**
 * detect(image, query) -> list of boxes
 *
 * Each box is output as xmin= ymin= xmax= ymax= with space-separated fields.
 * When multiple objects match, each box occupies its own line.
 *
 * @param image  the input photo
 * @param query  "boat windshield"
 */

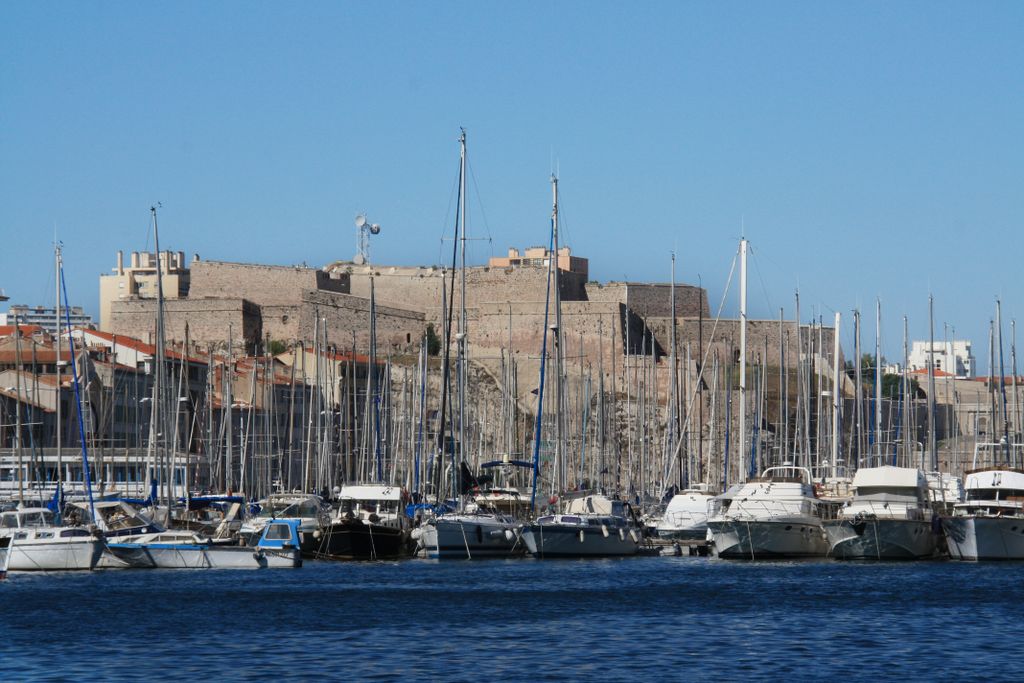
xmin=13 ymin=510 xmax=54 ymax=528
xmin=264 ymin=523 xmax=294 ymax=541
xmin=260 ymin=500 xmax=321 ymax=518
xmin=966 ymin=488 xmax=1024 ymax=501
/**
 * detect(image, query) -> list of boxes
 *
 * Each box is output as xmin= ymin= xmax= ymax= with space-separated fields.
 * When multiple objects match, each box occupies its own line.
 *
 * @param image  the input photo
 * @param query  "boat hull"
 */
xmin=308 ymin=521 xmax=407 ymax=560
xmin=522 ymin=524 xmax=639 ymax=558
xmin=0 ymin=536 xmax=9 ymax=579
xmin=708 ymin=518 xmax=829 ymax=559
xmin=6 ymin=538 xmax=105 ymax=571
xmin=824 ymin=518 xmax=938 ymax=560
xmin=418 ymin=516 xmax=522 ymax=559
xmin=942 ymin=516 xmax=1024 ymax=561
xmin=105 ymin=542 xmax=301 ymax=569
xmin=655 ymin=525 xmax=708 ymax=542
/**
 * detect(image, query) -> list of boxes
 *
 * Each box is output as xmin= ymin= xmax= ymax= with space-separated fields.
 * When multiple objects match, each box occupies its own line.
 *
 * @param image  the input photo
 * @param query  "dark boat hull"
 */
xmin=306 ymin=521 xmax=407 ymax=560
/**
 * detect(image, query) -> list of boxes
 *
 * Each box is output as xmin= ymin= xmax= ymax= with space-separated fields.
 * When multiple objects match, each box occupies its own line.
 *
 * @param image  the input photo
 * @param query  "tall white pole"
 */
xmin=875 ymin=299 xmax=882 ymax=463
xmin=831 ymin=311 xmax=841 ymax=479
xmin=739 ymin=239 xmax=748 ymax=475
xmin=55 ymin=244 xmax=63 ymax=488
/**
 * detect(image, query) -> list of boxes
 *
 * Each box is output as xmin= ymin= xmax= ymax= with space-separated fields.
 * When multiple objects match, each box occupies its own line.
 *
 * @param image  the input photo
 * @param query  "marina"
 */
xmin=5 ymin=2 xmax=1024 ymax=679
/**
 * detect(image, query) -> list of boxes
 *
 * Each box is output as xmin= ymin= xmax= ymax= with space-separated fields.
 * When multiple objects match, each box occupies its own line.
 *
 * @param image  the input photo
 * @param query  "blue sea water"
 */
xmin=2 ymin=557 xmax=1022 ymax=682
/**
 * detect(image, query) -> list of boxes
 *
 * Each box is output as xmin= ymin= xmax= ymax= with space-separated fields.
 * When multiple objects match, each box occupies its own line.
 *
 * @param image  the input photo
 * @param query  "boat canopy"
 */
xmin=852 ymin=466 xmax=925 ymax=491
xmin=339 ymin=485 xmax=403 ymax=502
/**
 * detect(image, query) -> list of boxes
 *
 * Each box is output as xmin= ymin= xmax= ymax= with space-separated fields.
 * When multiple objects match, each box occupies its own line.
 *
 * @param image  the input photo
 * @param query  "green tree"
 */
xmin=425 ymin=323 xmax=441 ymax=356
xmin=267 ymin=339 xmax=288 ymax=356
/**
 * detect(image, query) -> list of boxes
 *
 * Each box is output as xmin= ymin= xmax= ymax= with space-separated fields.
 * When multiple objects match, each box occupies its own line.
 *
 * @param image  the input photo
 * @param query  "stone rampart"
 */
xmin=190 ymin=260 xmax=349 ymax=305
xmin=298 ymin=290 xmax=425 ymax=352
xmin=109 ymin=297 xmax=262 ymax=351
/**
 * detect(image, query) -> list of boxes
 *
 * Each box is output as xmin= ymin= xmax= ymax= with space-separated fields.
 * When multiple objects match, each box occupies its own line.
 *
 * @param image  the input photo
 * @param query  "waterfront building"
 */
xmin=908 ymin=339 xmax=975 ymax=379
xmin=98 ymin=250 xmax=192 ymax=332
xmin=2 ymin=305 xmax=93 ymax=336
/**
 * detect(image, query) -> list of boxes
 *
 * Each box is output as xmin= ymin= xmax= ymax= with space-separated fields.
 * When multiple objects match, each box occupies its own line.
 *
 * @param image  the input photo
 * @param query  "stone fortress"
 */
xmin=101 ymin=244 xmax=838 ymax=403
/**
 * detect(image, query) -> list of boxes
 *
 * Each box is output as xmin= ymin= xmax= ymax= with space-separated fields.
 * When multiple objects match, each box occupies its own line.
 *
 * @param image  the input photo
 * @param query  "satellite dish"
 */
xmin=369 ymin=223 xmax=381 ymax=235
xmin=353 ymin=254 xmax=366 ymax=265
xmin=355 ymin=214 xmax=367 ymax=229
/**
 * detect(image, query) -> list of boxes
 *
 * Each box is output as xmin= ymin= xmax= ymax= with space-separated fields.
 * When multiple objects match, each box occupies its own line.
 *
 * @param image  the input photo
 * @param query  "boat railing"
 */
xmin=714 ymin=498 xmax=822 ymax=521
xmin=840 ymin=500 xmax=927 ymax=521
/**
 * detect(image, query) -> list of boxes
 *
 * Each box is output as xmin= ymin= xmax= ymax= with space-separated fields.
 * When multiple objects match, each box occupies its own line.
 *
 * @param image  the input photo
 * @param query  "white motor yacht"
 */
xmin=707 ymin=466 xmax=832 ymax=559
xmin=943 ymin=443 xmax=1024 ymax=560
xmin=824 ymin=466 xmax=938 ymax=560
xmin=656 ymin=485 xmax=715 ymax=541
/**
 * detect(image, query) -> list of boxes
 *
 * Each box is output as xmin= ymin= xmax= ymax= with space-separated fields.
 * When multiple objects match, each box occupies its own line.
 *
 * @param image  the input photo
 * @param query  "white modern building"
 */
xmin=908 ymin=340 xmax=975 ymax=379
xmin=2 ymin=304 xmax=93 ymax=335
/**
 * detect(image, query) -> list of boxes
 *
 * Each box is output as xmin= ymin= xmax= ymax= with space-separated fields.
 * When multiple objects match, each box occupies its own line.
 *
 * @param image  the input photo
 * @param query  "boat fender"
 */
xmin=410 ymin=528 xmax=423 ymax=541
xmin=253 ymin=549 xmax=264 ymax=561
xmin=313 ymin=530 xmax=322 ymax=539
xmin=504 ymin=529 xmax=515 ymax=542
xmin=489 ymin=529 xmax=506 ymax=538
xmin=618 ymin=528 xmax=625 ymax=541
xmin=579 ymin=530 xmax=585 ymax=543
xmin=629 ymin=529 xmax=639 ymax=543
xmin=601 ymin=524 xmax=609 ymax=537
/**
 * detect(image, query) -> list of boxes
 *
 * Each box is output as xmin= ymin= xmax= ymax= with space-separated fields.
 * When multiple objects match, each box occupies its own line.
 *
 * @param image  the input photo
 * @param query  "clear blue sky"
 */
xmin=2 ymin=2 xmax=1023 ymax=369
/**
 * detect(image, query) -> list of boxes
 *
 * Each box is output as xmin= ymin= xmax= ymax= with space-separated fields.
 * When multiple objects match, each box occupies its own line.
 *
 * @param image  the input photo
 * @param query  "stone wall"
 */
xmin=585 ymin=282 xmax=709 ymax=318
xmin=298 ymin=290 xmax=425 ymax=352
xmin=190 ymin=260 xmax=349 ymax=305
xmin=109 ymin=297 xmax=262 ymax=351
xmin=341 ymin=263 xmax=589 ymax=322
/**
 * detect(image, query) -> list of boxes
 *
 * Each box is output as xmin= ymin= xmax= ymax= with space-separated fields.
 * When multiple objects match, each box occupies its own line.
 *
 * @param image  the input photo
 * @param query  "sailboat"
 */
xmin=105 ymin=518 xmax=302 ymax=569
xmin=415 ymin=130 xmax=521 ymax=559
xmin=1 ymin=246 xmax=106 ymax=571
xmin=517 ymin=174 xmax=641 ymax=559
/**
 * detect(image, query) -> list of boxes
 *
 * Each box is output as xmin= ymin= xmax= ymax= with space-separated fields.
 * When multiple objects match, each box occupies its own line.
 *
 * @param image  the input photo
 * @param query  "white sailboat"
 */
xmin=0 ymin=248 xmax=107 ymax=572
xmin=824 ymin=466 xmax=939 ymax=560
xmin=522 ymin=493 xmax=640 ymax=558
xmin=0 ymin=506 xmax=104 ymax=571
xmin=105 ymin=518 xmax=302 ymax=569
xmin=416 ymin=130 xmax=520 ymax=560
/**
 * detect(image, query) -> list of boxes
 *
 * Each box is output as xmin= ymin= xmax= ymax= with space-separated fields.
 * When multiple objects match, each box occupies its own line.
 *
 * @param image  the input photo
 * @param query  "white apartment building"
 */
xmin=908 ymin=339 xmax=975 ymax=378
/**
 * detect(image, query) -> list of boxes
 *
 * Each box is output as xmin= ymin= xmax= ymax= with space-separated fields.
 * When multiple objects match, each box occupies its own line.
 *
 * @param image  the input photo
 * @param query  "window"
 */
xmin=60 ymin=529 xmax=91 ymax=538
xmin=264 ymin=523 xmax=293 ymax=541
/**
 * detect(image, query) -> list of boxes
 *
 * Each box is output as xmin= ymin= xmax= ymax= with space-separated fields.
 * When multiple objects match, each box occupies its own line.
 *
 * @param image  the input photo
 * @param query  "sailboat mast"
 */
xmin=831 ymin=312 xmax=841 ymax=479
xmin=875 ymin=300 xmax=882 ymax=464
xmin=55 ymin=244 xmax=63 ymax=488
xmin=551 ymin=174 xmax=565 ymax=494
xmin=928 ymin=295 xmax=938 ymax=471
xmin=457 ymin=129 xmax=468 ymax=500
xmin=151 ymin=206 xmax=170 ymax=512
xmin=738 ymin=238 xmax=748 ymax=475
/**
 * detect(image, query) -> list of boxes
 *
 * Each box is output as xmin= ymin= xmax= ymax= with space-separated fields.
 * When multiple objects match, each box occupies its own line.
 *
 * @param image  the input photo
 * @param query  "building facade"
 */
xmin=908 ymin=340 xmax=975 ymax=379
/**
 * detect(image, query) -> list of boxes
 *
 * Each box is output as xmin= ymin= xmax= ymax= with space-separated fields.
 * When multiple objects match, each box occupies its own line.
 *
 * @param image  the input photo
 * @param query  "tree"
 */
xmin=425 ymin=323 xmax=441 ymax=356
xmin=267 ymin=339 xmax=288 ymax=356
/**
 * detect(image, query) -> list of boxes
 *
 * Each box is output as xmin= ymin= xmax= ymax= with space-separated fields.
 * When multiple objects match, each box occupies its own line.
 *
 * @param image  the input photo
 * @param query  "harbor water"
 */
xmin=3 ymin=556 xmax=1022 ymax=682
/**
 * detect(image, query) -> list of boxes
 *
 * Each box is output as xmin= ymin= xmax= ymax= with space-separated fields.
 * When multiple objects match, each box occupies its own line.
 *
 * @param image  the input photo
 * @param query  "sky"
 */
xmin=2 ymin=2 xmax=1023 ymax=370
